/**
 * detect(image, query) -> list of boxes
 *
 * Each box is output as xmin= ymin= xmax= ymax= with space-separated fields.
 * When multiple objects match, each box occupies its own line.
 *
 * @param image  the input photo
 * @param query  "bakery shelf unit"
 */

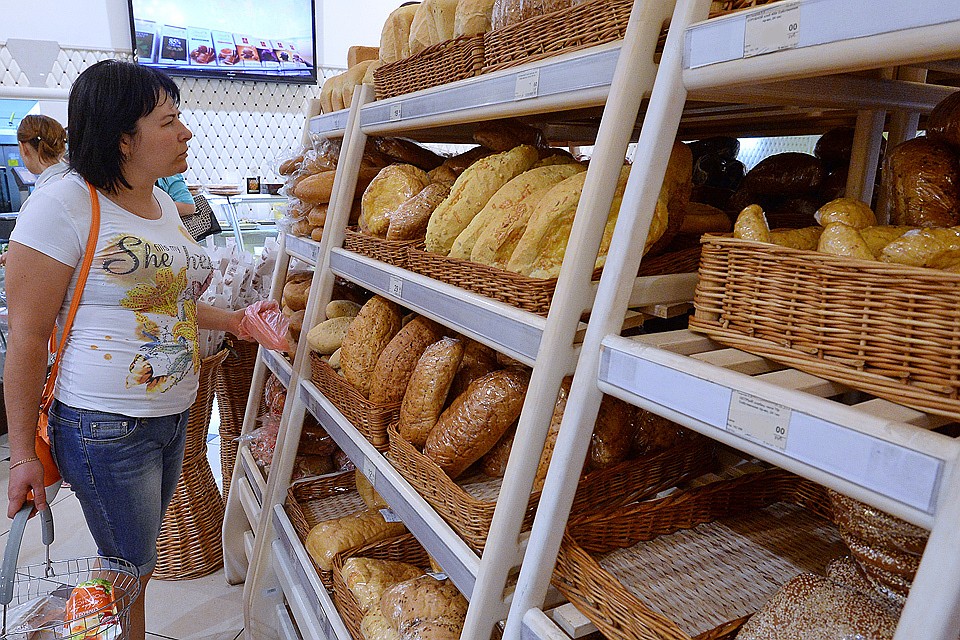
xmin=508 ymin=0 xmax=960 ymax=639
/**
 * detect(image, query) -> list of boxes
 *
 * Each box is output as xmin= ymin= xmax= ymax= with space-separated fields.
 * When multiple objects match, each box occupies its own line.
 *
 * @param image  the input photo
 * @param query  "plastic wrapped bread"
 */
xmin=387 ymin=183 xmax=452 ymax=241
xmin=733 ymin=204 xmax=772 ymax=243
xmin=879 ymin=227 xmax=960 ymax=266
xmin=447 ymin=339 xmax=500 ymax=400
xmin=305 ymin=510 xmax=406 ymax=572
xmin=586 ymin=393 xmax=635 ymax=471
xmin=817 ymin=223 xmax=875 ymax=260
xmin=769 ymin=226 xmax=823 ymax=250
xmin=361 ymin=605 xmax=402 ymax=640
xmin=356 ymin=470 xmax=389 ymax=511
xmin=343 ymin=557 xmax=423 ymax=613
xmin=814 ymin=197 xmax=877 ymax=229
xmin=399 ymin=337 xmax=465 ymax=448
xmin=370 ymin=317 xmax=445 ymax=404
xmin=883 ymin=136 xmax=960 ymax=228
xmin=361 ymin=165 xmax=432 ymax=237
xmin=532 ymin=376 xmax=570 ymax=491
xmin=340 ymin=296 xmax=404 ymax=398
xmin=380 ymin=4 xmax=420 ymax=63
xmin=480 ymin=422 xmax=515 ymax=477
xmin=859 ymin=226 xmax=914 ymax=259
xmin=927 ymin=89 xmax=960 ymax=150
xmin=379 ymin=576 xmax=468 ymax=636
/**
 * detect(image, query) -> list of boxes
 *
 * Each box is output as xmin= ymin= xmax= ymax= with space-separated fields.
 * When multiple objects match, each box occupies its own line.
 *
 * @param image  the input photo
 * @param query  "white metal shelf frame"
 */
xmin=510 ymin=0 xmax=960 ymax=638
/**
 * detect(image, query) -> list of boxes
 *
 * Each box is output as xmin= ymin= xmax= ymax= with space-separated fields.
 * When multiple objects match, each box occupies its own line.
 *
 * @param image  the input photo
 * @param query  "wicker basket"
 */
xmin=310 ymin=354 xmax=397 ymax=451
xmin=332 ymin=535 xmax=432 ymax=640
xmin=374 ymin=35 xmax=485 ymax=100
xmin=405 ymin=245 xmax=701 ymax=317
xmin=155 ymin=348 xmax=229 ymax=580
xmin=554 ymin=469 xmax=842 ymax=640
xmin=342 ymin=227 xmax=424 ymax=269
xmin=215 ymin=338 xmax=263 ymax=502
xmin=284 ymin=470 xmax=368 ymax=589
xmin=690 ymin=235 xmax=960 ymax=421
xmin=388 ymin=423 xmax=714 ymax=551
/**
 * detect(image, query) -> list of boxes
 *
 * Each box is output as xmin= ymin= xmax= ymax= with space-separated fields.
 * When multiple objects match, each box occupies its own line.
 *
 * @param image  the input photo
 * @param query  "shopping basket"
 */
xmin=0 ymin=501 xmax=141 ymax=638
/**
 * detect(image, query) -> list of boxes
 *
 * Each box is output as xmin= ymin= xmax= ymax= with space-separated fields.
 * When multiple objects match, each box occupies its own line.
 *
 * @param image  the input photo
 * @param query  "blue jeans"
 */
xmin=47 ymin=399 xmax=189 ymax=575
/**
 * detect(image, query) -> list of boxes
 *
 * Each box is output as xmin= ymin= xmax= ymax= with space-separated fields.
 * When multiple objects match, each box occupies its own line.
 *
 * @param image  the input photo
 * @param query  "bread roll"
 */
xmin=307 ymin=316 xmax=353 ymax=355
xmin=927 ymin=90 xmax=960 ymax=150
xmin=454 ymin=0 xmax=496 ymax=36
xmin=733 ymin=204 xmax=772 ymax=243
xmin=370 ymin=317 xmax=445 ymax=404
xmin=425 ymin=145 xmax=540 ymax=254
xmin=361 ymin=165 xmax=432 ymax=237
xmin=356 ymin=470 xmax=390 ymax=511
xmin=879 ymin=227 xmax=960 ymax=266
xmin=380 ymin=4 xmax=420 ymax=63
xmin=447 ymin=339 xmax=499 ymax=400
xmin=441 ymin=146 xmax=496 ymax=175
xmin=817 ymin=222 xmax=875 ymax=260
xmin=344 ymin=557 xmax=423 ymax=614
xmin=480 ymin=423 xmax=515 ymax=477
xmin=586 ymin=394 xmax=634 ymax=471
xmin=400 ymin=337 xmax=465 ymax=448
xmin=340 ymin=296 xmax=404 ymax=398
xmin=310 ymin=226 xmax=324 ymax=242
xmin=409 ymin=0 xmax=460 ymax=56
xmin=448 ymin=164 xmax=584 ymax=260
xmin=379 ymin=576 xmax=468 ymax=633
xmin=279 ymin=154 xmax=304 ymax=176
xmin=883 ymin=136 xmax=960 ymax=228
xmin=326 ymin=299 xmax=362 ymax=319
xmin=860 ymin=225 xmax=914 ymax=259
xmin=307 ymin=203 xmax=329 ymax=227
xmin=375 ymin=138 xmax=446 ymax=171
xmin=815 ymin=197 xmax=877 ymax=229
xmin=282 ymin=278 xmax=311 ymax=312
xmin=305 ymin=510 xmax=406 ymax=572
xmin=387 ymin=183 xmax=452 ymax=241
xmin=769 ymin=226 xmax=823 ymax=250
xmin=294 ymin=170 xmax=338 ymax=205
xmin=428 ymin=165 xmax=459 ymax=187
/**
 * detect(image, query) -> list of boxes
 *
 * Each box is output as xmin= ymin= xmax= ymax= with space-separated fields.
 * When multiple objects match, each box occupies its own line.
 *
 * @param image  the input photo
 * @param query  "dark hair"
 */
xmin=68 ymin=59 xmax=180 ymax=193
xmin=17 ymin=115 xmax=67 ymax=164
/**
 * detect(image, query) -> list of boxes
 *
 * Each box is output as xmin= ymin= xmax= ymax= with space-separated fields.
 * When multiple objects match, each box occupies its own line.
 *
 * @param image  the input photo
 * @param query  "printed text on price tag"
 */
xmin=743 ymin=1 xmax=800 ymax=58
xmin=726 ymin=391 xmax=790 ymax=450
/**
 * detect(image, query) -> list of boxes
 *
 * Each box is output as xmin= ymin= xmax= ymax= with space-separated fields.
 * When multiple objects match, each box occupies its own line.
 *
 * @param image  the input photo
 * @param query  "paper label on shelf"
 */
xmin=389 ymin=275 xmax=403 ymax=299
xmin=743 ymin=0 xmax=800 ymax=58
xmin=515 ymin=69 xmax=540 ymax=100
xmin=426 ymin=571 xmax=448 ymax=581
xmin=390 ymin=102 xmax=402 ymax=121
xmin=379 ymin=508 xmax=403 ymax=523
xmin=362 ymin=457 xmax=376 ymax=487
xmin=726 ymin=390 xmax=791 ymax=450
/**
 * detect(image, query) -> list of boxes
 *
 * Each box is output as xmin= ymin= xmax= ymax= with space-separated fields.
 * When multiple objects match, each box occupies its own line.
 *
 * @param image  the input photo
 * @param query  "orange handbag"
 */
xmin=35 ymin=182 xmax=101 ymax=488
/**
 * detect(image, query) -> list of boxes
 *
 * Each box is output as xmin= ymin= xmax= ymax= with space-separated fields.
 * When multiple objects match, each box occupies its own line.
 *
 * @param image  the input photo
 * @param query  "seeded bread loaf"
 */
xmin=399 ymin=337 xmax=465 ymax=448
xmin=447 ymin=339 xmax=499 ymax=401
xmin=883 ymin=136 xmax=960 ymax=228
xmin=387 ymin=183 xmax=452 ymax=241
xmin=369 ymin=317 xmax=445 ymax=404
xmin=340 ymin=296 xmax=404 ymax=398
xmin=379 ymin=576 xmax=468 ymax=634
xmin=343 ymin=557 xmax=423 ymax=613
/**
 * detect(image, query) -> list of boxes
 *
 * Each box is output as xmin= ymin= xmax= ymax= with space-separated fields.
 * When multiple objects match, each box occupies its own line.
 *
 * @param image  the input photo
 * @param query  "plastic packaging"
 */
xmin=291 ymin=454 xmax=335 ymax=481
xmin=240 ymin=415 xmax=280 ymax=468
xmin=265 ymin=374 xmax=286 ymax=417
xmin=927 ymin=90 xmax=960 ymax=150
xmin=631 ymin=408 xmax=690 ymax=456
xmin=882 ymin=136 xmax=960 ymax=228
xmin=689 ymin=136 xmax=740 ymax=161
xmin=64 ymin=578 xmax=120 ymax=639
xmin=237 ymin=299 xmax=289 ymax=351
xmin=379 ymin=575 xmax=467 ymax=637
xmin=740 ymin=152 xmax=825 ymax=197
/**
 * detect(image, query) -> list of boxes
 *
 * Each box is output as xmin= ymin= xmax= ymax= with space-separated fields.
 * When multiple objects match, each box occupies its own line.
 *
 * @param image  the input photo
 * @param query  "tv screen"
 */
xmin=128 ymin=0 xmax=317 ymax=84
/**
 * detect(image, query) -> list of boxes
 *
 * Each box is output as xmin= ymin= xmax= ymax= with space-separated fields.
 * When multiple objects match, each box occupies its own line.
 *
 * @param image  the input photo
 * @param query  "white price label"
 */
xmin=389 ymin=275 xmax=403 ymax=298
xmin=726 ymin=391 xmax=790 ymax=450
xmin=426 ymin=571 xmax=448 ymax=581
xmin=390 ymin=102 xmax=402 ymax=121
xmin=379 ymin=508 xmax=403 ymax=523
xmin=743 ymin=1 xmax=800 ymax=58
xmin=514 ymin=69 xmax=540 ymax=100
xmin=362 ymin=457 xmax=376 ymax=486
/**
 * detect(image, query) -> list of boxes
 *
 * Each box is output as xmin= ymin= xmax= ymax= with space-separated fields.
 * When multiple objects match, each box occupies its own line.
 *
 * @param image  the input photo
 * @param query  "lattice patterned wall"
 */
xmin=0 ymin=42 xmax=343 ymax=186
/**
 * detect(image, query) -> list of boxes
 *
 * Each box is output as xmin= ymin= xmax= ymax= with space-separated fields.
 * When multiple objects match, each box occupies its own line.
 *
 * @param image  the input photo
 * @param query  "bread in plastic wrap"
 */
xmin=732 ymin=204 xmax=772 ymax=243
xmin=361 ymin=604 xmax=402 ymax=640
xmin=927 ymin=90 xmax=960 ymax=151
xmin=361 ymin=165 xmax=432 ymax=237
xmin=294 ymin=170 xmax=338 ymax=205
xmin=424 ymin=368 xmax=530 ymax=478
xmin=370 ymin=316 xmax=445 ymax=404
xmin=532 ymin=376 xmax=570 ymax=491
xmin=859 ymin=225 xmax=914 ymax=259
xmin=735 ymin=573 xmax=898 ymax=640
xmin=343 ymin=557 xmax=423 ymax=613
xmin=400 ymin=337 xmax=465 ymax=448
xmin=454 ymin=0 xmax=497 ymax=36
xmin=814 ymin=127 xmax=855 ymax=170
xmin=586 ymin=393 xmax=635 ymax=471
xmin=879 ymin=227 xmax=960 ymax=266
xmin=491 ymin=0 xmax=521 ymax=28
xmin=379 ymin=575 xmax=468 ymax=636
xmin=380 ymin=4 xmax=420 ymax=63
xmin=387 ymin=183 xmax=452 ymax=241
xmin=307 ymin=316 xmax=353 ymax=354
xmin=679 ymin=202 xmax=732 ymax=235
xmin=632 ymin=408 xmax=689 ymax=455
xmin=427 ymin=165 xmax=459 ymax=188
xmin=768 ymin=226 xmax=823 ymax=250
xmin=356 ymin=469 xmax=389 ymax=511
xmin=340 ymin=296 xmax=404 ymax=398
xmin=883 ymin=136 xmax=960 ymax=228
xmin=305 ymin=510 xmax=406 ymax=572
xmin=814 ymin=197 xmax=877 ymax=229
xmin=925 ymin=249 xmax=960 ymax=272
xmin=740 ymin=152 xmax=825 ymax=197
xmin=402 ymin=621 xmax=462 ymax=640
xmin=425 ymin=145 xmax=540 ymax=254
xmin=447 ymin=339 xmax=500 ymax=401
xmin=480 ymin=422 xmax=516 ymax=477
xmin=817 ymin=223 xmax=875 ymax=260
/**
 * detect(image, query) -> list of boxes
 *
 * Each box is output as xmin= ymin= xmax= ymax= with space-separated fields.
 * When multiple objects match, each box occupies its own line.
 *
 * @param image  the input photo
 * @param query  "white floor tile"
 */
xmin=146 ymin=568 xmax=244 ymax=639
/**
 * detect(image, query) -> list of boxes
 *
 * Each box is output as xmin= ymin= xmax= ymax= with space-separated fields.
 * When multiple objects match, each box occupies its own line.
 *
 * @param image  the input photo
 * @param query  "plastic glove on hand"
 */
xmin=237 ymin=300 xmax=290 ymax=351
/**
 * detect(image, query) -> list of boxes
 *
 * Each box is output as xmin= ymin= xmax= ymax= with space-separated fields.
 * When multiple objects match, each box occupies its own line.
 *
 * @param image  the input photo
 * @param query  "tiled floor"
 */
xmin=0 ymin=402 xmax=247 ymax=640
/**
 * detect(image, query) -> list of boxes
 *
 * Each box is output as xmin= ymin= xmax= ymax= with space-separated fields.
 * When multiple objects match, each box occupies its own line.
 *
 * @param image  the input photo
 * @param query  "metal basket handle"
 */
xmin=0 ymin=499 xmax=55 ymax=608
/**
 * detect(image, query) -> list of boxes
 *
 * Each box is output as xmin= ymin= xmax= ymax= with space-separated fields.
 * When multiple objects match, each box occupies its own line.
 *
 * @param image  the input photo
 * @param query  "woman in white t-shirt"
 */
xmin=17 ymin=114 xmax=69 ymax=192
xmin=4 ymin=60 xmax=275 ymax=639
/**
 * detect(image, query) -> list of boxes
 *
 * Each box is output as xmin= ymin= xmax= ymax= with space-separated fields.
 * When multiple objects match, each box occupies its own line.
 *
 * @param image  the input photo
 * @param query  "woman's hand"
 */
xmin=236 ymin=300 xmax=288 ymax=350
xmin=7 ymin=458 xmax=48 ymax=518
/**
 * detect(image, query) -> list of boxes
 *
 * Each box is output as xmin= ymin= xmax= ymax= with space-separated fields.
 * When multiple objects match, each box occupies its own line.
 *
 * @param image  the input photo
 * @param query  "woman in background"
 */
xmin=17 ymin=114 xmax=69 ymax=191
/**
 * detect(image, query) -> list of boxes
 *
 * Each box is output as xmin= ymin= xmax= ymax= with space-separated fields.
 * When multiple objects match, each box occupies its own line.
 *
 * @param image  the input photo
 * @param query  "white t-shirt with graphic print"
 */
xmin=11 ymin=172 xmax=215 ymax=417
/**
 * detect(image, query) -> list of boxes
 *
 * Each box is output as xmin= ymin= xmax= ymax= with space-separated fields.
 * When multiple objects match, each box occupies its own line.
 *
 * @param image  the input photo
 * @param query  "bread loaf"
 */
xmin=678 ymin=202 xmax=731 ymax=235
xmin=370 ymin=317 xmax=445 ymax=404
xmin=447 ymin=339 xmax=499 ymax=400
xmin=375 ymin=138 xmax=446 ymax=171
xmin=927 ymin=90 xmax=960 ymax=150
xmin=424 ymin=368 xmax=530 ymax=478
xmin=361 ymin=605 xmax=402 ymax=640
xmin=361 ymin=165 xmax=432 ymax=237
xmin=533 ymin=376 xmax=570 ymax=491
xmin=310 ymin=226 xmax=324 ymax=242
xmin=305 ymin=510 xmax=406 ymax=572
xmin=817 ymin=222 xmax=875 ymax=260
xmin=733 ymin=204 xmax=772 ymax=243
xmin=441 ymin=146 xmax=496 ymax=175
xmin=387 ymin=183 xmax=452 ymax=241
xmin=399 ymin=337 xmax=465 ymax=448
xmin=380 ymin=4 xmax=420 ymax=63
xmin=287 ymin=309 xmax=306 ymax=342
xmin=425 ymin=145 xmax=540 ymax=254
xmin=340 ymin=296 xmax=404 ymax=398
xmin=769 ymin=226 xmax=823 ymax=250
xmin=586 ymin=394 xmax=634 ymax=471
xmin=282 ymin=278 xmax=311 ymax=312
xmin=344 ymin=557 xmax=423 ymax=614
xmin=859 ymin=226 xmax=914 ymax=259
xmin=741 ymin=152 xmax=825 ymax=197
xmin=409 ymin=0 xmax=460 ymax=56
xmin=491 ymin=0 xmax=521 ymax=29
xmin=379 ymin=576 xmax=468 ymax=633
xmin=925 ymin=249 xmax=960 ymax=272
xmin=472 ymin=119 xmax=543 ymax=152
xmin=454 ymin=0 xmax=497 ymax=36
xmin=815 ymin=197 xmax=877 ymax=229
xmin=294 ymin=170 xmax=338 ymax=204
xmin=341 ymin=60 xmax=375 ymax=109
xmin=632 ymin=408 xmax=688 ymax=455
xmin=307 ymin=204 xmax=329 ymax=227
xmin=319 ymin=73 xmax=339 ymax=113
xmin=879 ymin=227 xmax=960 ymax=266
xmin=448 ymin=164 xmax=584 ymax=260
xmin=279 ymin=154 xmax=304 ymax=176
xmin=307 ymin=316 xmax=353 ymax=354
xmin=427 ymin=165 xmax=459 ymax=187
xmin=356 ymin=469 xmax=389 ymax=511
xmin=480 ymin=423 xmax=515 ymax=477
xmin=883 ymin=136 xmax=960 ymax=228
xmin=326 ymin=299 xmax=362 ymax=319
xmin=646 ymin=139 xmax=693 ymax=257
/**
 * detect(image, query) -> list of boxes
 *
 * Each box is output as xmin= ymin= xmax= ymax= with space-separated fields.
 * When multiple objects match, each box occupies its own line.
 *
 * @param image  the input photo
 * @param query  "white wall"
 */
xmin=319 ymin=0 xmax=400 ymax=66
xmin=1 ymin=0 xmax=131 ymax=49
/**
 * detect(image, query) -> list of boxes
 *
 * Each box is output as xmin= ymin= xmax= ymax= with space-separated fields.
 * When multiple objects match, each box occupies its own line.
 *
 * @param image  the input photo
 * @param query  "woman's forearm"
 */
xmin=197 ymin=302 xmax=244 ymax=336
xmin=4 ymin=333 xmax=53 ymax=462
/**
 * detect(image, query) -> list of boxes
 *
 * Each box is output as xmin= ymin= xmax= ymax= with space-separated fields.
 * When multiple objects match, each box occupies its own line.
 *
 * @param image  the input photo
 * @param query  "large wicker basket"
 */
xmin=342 ymin=227 xmax=423 ymax=270
xmin=284 ymin=470 xmax=368 ymax=590
xmin=310 ymin=354 xmax=397 ymax=451
xmin=215 ymin=338 xmax=263 ymax=502
xmin=388 ymin=423 xmax=714 ymax=551
xmin=155 ymin=348 xmax=229 ymax=580
xmin=332 ymin=534 xmax=431 ymax=640
xmin=374 ymin=35 xmax=485 ymax=100
xmin=554 ymin=469 xmax=842 ymax=640
xmin=690 ymin=235 xmax=960 ymax=421
xmin=405 ymin=245 xmax=702 ymax=317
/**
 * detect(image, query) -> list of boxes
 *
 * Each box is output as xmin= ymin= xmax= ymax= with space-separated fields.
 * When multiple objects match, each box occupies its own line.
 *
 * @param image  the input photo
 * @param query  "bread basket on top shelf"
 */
xmin=554 ymin=469 xmax=841 ymax=640
xmin=342 ymin=227 xmax=424 ymax=270
xmin=689 ymin=234 xmax=960 ymax=421
xmin=374 ymin=35 xmax=485 ymax=101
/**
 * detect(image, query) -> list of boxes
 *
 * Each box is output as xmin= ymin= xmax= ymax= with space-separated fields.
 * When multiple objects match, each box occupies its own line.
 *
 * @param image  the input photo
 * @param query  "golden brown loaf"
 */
xmin=379 ymin=576 xmax=468 ymax=634
xmin=859 ymin=226 xmax=914 ymax=259
xmin=310 ymin=226 xmax=325 ymax=242
xmin=286 ymin=309 xmax=306 ymax=342
xmin=814 ymin=197 xmax=877 ymax=229
xmin=307 ymin=316 xmax=354 ymax=355
xmin=305 ymin=510 xmax=406 ymax=572
xmin=480 ymin=422 xmax=515 ymax=477
xmin=294 ymin=170 xmax=338 ymax=205
xmin=927 ymin=90 xmax=960 ymax=150
xmin=279 ymin=154 xmax=304 ymax=176
xmin=632 ymin=408 xmax=688 ymax=455
xmin=343 ymin=557 xmax=423 ymax=613
xmin=733 ymin=204 xmax=772 ymax=243
xmin=380 ymin=4 xmax=420 ymax=63
xmin=340 ymin=296 xmax=404 ymax=398
xmin=370 ymin=317 xmax=445 ymax=404
xmin=769 ymin=226 xmax=823 ymax=250
xmin=447 ymin=339 xmax=500 ymax=401
xmin=424 ymin=368 xmax=530 ymax=478
xmin=425 ymin=145 xmax=540 ymax=254
xmin=817 ymin=223 xmax=875 ymax=260
xmin=408 ymin=0 xmax=460 ymax=56
xmin=879 ymin=227 xmax=960 ymax=266
xmin=399 ymin=337 xmax=465 ymax=448
xmin=883 ymin=136 xmax=960 ymax=228
xmin=361 ymin=164 xmax=432 ymax=237
xmin=427 ymin=165 xmax=459 ymax=187
xmin=375 ymin=138 xmax=446 ymax=171
xmin=282 ymin=278 xmax=311 ymax=312
xmin=679 ymin=202 xmax=731 ymax=235
xmin=356 ymin=469 xmax=389 ymax=511
xmin=586 ymin=394 xmax=634 ymax=471
xmin=307 ymin=203 xmax=329 ymax=228
xmin=341 ymin=60 xmax=375 ymax=108
xmin=387 ymin=183 xmax=452 ymax=241
xmin=454 ymin=0 xmax=497 ymax=36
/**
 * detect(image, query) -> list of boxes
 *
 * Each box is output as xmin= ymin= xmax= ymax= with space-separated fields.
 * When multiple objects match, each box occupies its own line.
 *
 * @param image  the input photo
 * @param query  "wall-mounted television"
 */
xmin=128 ymin=0 xmax=317 ymax=84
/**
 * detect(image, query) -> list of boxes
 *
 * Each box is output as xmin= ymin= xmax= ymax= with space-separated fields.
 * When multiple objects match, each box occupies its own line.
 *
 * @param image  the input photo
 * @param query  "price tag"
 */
xmin=362 ymin=457 xmax=377 ymax=487
xmin=514 ymin=69 xmax=540 ymax=100
xmin=743 ymin=0 xmax=800 ymax=58
xmin=379 ymin=508 xmax=403 ymax=523
xmin=390 ymin=102 xmax=402 ymax=121
xmin=389 ymin=275 xmax=403 ymax=299
xmin=726 ymin=390 xmax=791 ymax=450
xmin=426 ymin=571 xmax=448 ymax=581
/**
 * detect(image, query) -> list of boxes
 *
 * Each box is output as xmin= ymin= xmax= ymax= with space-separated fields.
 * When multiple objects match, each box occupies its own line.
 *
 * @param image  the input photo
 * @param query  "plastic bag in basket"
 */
xmin=63 ymin=579 xmax=121 ymax=639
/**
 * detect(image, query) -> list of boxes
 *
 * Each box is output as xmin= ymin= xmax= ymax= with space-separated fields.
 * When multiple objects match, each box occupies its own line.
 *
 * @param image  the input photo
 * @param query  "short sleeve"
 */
xmin=10 ymin=185 xmax=85 ymax=268
xmin=159 ymin=174 xmax=194 ymax=204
